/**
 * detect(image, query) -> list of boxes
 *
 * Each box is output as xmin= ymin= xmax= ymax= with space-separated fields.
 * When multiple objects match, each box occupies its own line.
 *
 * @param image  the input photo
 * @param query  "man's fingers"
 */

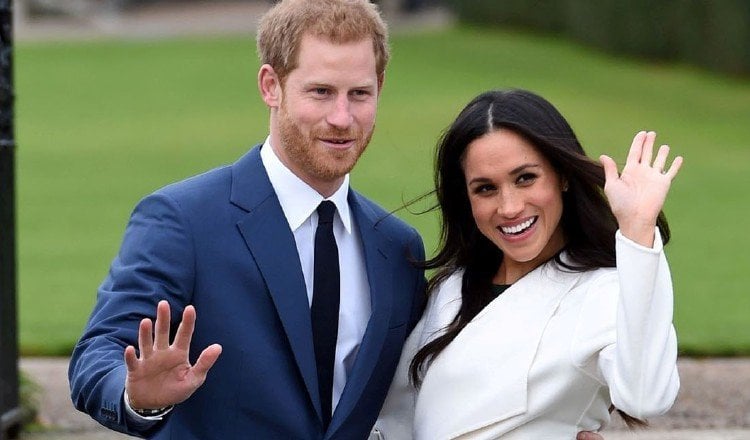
xmin=599 ymin=155 xmax=619 ymax=184
xmin=153 ymin=300 xmax=172 ymax=350
xmin=173 ymin=305 xmax=197 ymax=351
xmin=124 ymin=345 xmax=139 ymax=372
xmin=192 ymin=344 xmax=223 ymax=381
xmin=138 ymin=318 xmax=154 ymax=358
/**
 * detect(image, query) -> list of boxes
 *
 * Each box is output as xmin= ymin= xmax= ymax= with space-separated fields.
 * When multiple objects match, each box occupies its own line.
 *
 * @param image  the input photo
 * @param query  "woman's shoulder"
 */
xmin=427 ymin=270 xmax=464 ymax=307
xmin=419 ymin=270 xmax=464 ymax=333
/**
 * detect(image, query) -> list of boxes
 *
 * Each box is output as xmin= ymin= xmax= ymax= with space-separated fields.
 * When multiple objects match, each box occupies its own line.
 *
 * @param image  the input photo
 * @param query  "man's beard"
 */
xmin=277 ymin=104 xmax=373 ymax=182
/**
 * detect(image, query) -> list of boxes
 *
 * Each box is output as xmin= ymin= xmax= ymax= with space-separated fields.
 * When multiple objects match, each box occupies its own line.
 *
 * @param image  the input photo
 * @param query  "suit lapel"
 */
xmin=231 ymin=146 xmax=322 ymax=421
xmin=328 ymin=192 xmax=394 ymax=437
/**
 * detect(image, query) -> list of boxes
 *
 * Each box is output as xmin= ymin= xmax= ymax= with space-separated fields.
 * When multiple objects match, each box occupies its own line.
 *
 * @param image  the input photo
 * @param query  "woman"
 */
xmin=374 ymin=89 xmax=682 ymax=439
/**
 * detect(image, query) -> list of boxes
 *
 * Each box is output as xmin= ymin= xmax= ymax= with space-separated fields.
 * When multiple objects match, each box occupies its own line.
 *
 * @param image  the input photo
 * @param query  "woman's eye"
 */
xmin=474 ymin=184 xmax=495 ymax=194
xmin=517 ymin=173 xmax=537 ymax=185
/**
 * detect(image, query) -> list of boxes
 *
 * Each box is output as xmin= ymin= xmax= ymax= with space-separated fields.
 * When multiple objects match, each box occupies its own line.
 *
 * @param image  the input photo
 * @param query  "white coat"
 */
xmin=373 ymin=230 xmax=680 ymax=439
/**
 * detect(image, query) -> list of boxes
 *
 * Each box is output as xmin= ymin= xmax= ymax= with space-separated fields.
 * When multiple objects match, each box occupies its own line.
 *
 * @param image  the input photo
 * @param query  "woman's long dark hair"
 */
xmin=410 ymin=89 xmax=670 ymax=428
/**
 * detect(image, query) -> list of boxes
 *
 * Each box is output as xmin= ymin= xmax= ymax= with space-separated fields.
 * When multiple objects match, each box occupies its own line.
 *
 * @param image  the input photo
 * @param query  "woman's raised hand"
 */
xmin=599 ymin=131 xmax=683 ymax=247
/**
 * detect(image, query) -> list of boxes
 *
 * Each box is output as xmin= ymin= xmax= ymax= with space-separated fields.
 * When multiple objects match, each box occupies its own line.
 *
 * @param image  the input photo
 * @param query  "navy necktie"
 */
xmin=311 ymin=200 xmax=339 ymax=430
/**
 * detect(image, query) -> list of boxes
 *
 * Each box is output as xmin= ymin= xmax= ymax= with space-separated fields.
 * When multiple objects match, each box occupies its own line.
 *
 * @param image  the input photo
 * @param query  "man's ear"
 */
xmin=377 ymin=72 xmax=385 ymax=97
xmin=258 ymin=64 xmax=282 ymax=108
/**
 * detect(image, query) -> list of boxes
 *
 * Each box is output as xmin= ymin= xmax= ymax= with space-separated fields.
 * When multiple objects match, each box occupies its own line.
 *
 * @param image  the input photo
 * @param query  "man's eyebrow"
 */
xmin=302 ymin=80 xmax=377 ymax=89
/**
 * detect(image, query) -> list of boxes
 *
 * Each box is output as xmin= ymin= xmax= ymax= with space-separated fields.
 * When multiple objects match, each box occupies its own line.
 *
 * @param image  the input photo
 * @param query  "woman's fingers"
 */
xmin=625 ymin=130 xmax=661 ymax=168
xmin=640 ymin=131 xmax=656 ymax=165
xmin=625 ymin=131 xmax=680 ymax=177
xmin=599 ymin=154 xmax=619 ymax=184
xmin=650 ymin=144 xmax=683 ymax=179
xmin=625 ymin=131 xmax=647 ymax=166
xmin=664 ymin=155 xmax=684 ymax=180
xmin=652 ymin=144 xmax=670 ymax=173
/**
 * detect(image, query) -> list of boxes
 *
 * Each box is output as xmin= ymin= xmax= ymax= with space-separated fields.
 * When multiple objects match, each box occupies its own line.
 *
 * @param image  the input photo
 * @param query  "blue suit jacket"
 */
xmin=69 ymin=145 xmax=426 ymax=439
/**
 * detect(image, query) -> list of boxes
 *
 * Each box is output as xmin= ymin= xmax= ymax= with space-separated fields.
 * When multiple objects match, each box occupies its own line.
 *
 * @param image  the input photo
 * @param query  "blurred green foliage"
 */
xmin=447 ymin=0 xmax=750 ymax=75
xmin=15 ymin=27 xmax=750 ymax=356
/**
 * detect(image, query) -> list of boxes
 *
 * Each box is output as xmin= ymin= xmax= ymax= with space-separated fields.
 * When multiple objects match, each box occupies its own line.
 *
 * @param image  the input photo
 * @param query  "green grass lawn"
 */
xmin=15 ymin=27 xmax=750 ymax=356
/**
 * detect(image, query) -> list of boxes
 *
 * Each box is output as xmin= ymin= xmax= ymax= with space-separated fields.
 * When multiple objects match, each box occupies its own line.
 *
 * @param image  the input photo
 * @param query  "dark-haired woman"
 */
xmin=374 ymin=90 xmax=682 ymax=439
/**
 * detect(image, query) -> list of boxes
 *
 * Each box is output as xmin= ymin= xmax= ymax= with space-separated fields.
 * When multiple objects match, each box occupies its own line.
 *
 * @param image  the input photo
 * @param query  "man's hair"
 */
xmin=257 ymin=0 xmax=390 ymax=81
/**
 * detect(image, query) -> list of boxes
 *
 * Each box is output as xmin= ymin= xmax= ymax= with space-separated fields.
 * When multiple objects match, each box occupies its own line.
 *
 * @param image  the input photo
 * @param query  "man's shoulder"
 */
xmin=153 ymin=145 xmax=263 ymax=202
xmin=155 ymin=164 xmax=234 ymax=201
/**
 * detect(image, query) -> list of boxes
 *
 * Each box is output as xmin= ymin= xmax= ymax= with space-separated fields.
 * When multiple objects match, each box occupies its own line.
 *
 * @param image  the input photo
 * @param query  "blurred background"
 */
xmin=6 ymin=0 xmax=750 ymax=436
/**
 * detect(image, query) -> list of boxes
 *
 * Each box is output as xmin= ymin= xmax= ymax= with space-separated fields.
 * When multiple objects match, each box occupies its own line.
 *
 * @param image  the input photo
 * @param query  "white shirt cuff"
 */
xmin=123 ymin=389 xmax=174 ymax=421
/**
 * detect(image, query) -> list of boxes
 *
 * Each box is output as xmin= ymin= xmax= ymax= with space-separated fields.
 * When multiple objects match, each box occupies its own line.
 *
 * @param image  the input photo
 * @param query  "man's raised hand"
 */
xmin=124 ymin=300 xmax=222 ymax=410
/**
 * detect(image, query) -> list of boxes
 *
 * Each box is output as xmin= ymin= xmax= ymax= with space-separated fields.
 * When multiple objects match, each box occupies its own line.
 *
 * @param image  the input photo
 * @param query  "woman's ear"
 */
xmin=561 ymin=178 xmax=569 ymax=192
xmin=258 ymin=64 xmax=282 ymax=108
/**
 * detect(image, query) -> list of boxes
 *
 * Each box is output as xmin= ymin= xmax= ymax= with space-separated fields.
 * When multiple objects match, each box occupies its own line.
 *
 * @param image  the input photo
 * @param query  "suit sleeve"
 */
xmin=571 ymin=228 xmax=680 ymax=419
xmin=68 ymin=191 xmax=196 ymax=437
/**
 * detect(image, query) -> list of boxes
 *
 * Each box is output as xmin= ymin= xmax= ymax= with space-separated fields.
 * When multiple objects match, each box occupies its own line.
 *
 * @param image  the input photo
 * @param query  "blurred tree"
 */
xmin=445 ymin=0 xmax=750 ymax=75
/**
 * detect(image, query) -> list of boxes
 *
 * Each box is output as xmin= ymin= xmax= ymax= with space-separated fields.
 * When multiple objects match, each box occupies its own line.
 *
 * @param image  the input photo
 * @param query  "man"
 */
xmin=70 ymin=1 xmax=424 ymax=438
xmin=69 ymin=1 xmax=605 ymax=439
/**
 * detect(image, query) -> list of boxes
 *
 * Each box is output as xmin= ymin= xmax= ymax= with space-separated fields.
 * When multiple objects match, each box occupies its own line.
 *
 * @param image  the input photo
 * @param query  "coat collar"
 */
xmin=415 ymin=259 xmax=585 ymax=439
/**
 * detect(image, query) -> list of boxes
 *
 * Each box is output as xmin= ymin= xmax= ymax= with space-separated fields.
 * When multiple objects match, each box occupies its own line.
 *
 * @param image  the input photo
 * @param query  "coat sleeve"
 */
xmin=68 ymin=191 xmax=196 ymax=437
xmin=572 ymin=228 xmax=680 ymax=418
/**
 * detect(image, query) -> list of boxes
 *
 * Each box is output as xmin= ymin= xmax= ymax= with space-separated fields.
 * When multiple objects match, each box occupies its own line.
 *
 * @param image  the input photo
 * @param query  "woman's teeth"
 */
xmin=500 ymin=217 xmax=536 ymax=235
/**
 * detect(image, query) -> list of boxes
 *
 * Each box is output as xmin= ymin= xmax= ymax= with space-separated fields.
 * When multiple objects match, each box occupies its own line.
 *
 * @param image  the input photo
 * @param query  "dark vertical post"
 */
xmin=0 ymin=0 xmax=20 ymax=438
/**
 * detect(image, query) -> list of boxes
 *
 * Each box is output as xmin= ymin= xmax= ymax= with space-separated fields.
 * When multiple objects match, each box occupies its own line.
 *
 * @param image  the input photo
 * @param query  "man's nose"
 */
xmin=326 ymin=96 xmax=354 ymax=129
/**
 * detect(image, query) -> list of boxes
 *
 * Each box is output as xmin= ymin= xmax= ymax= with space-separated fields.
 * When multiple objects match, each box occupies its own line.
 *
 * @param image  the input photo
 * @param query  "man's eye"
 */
xmin=313 ymin=88 xmax=329 ymax=95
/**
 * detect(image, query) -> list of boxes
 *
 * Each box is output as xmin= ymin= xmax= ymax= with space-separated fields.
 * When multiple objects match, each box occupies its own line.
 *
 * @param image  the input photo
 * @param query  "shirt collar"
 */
xmin=260 ymin=136 xmax=352 ymax=233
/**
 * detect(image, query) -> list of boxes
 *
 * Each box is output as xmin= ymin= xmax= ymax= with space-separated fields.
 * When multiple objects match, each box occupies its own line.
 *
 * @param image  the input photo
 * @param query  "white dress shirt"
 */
xmin=260 ymin=137 xmax=371 ymax=415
